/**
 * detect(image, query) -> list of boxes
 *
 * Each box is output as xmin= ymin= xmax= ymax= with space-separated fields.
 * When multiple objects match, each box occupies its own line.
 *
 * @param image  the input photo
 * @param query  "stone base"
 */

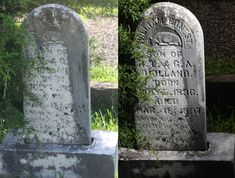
xmin=119 ymin=133 xmax=235 ymax=178
xmin=90 ymin=81 xmax=118 ymax=111
xmin=0 ymin=130 xmax=118 ymax=178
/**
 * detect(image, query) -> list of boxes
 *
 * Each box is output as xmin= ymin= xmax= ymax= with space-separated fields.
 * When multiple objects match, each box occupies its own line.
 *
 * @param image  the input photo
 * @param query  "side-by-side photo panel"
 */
xmin=0 ymin=0 xmax=118 ymax=177
xmin=118 ymin=0 xmax=235 ymax=178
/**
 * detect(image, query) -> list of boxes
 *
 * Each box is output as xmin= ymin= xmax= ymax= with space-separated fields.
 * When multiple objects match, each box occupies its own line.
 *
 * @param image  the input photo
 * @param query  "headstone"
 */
xmin=0 ymin=4 xmax=118 ymax=177
xmin=24 ymin=4 xmax=91 ymax=145
xmin=135 ymin=2 xmax=206 ymax=150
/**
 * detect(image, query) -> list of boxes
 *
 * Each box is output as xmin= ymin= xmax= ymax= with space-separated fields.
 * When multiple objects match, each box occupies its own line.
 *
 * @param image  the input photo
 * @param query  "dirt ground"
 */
xmin=84 ymin=16 xmax=118 ymax=67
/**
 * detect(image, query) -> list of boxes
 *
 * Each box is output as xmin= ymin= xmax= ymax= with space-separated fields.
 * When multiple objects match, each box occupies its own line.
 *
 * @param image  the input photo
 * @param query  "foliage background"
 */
xmin=0 ymin=0 xmax=31 ymax=141
xmin=118 ymin=0 xmax=151 ymax=148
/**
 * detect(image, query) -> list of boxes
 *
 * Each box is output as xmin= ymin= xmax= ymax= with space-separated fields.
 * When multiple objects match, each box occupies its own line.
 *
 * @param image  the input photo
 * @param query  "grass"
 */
xmin=119 ymin=123 xmax=137 ymax=148
xmin=205 ymin=56 xmax=235 ymax=75
xmin=90 ymin=65 xmax=118 ymax=83
xmin=0 ymin=121 xmax=8 ymax=143
xmin=119 ymin=123 xmax=152 ymax=149
xmin=207 ymin=106 xmax=235 ymax=133
xmin=74 ymin=0 xmax=118 ymax=18
xmin=80 ymin=6 xmax=118 ymax=18
xmin=58 ymin=0 xmax=118 ymax=18
xmin=25 ymin=0 xmax=118 ymax=18
xmin=79 ymin=14 xmax=89 ymax=22
xmin=89 ymin=36 xmax=118 ymax=83
xmin=92 ymin=106 xmax=118 ymax=131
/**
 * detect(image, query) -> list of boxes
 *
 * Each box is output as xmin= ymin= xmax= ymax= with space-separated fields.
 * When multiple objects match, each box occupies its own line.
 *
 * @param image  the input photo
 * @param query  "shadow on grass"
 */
xmin=207 ymin=103 xmax=235 ymax=134
xmin=25 ymin=0 xmax=118 ymax=18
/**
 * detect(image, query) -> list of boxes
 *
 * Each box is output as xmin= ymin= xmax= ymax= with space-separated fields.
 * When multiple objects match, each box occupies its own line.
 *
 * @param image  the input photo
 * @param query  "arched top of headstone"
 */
xmin=144 ymin=2 xmax=202 ymax=28
xmin=25 ymin=4 xmax=88 ymax=48
xmin=137 ymin=2 xmax=204 ymax=52
xmin=23 ymin=4 xmax=91 ymax=145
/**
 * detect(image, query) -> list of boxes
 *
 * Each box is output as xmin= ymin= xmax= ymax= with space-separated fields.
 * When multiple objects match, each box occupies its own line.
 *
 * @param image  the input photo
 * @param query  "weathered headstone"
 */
xmin=24 ymin=4 xmax=91 ymax=145
xmin=135 ymin=2 xmax=206 ymax=150
xmin=0 ymin=4 xmax=118 ymax=178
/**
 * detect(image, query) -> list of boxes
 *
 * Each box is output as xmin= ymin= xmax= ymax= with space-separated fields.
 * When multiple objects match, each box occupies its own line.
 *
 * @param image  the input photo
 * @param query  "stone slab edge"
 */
xmin=119 ymin=133 xmax=235 ymax=162
xmin=0 ymin=130 xmax=118 ymax=178
xmin=90 ymin=82 xmax=118 ymax=89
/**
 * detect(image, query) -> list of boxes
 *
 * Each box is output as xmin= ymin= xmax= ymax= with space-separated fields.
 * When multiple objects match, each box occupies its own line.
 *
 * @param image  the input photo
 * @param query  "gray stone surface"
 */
xmin=0 ymin=130 xmax=118 ymax=178
xmin=119 ymin=133 xmax=235 ymax=178
xmin=24 ymin=4 xmax=91 ymax=145
xmin=90 ymin=81 xmax=118 ymax=111
xmin=135 ymin=2 xmax=206 ymax=150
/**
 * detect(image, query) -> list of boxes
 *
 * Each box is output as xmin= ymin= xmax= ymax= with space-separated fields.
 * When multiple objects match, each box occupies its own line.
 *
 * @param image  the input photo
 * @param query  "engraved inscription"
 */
xmin=134 ymin=3 xmax=206 ymax=150
xmin=137 ymin=16 xmax=194 ymax=48
xmin=24 ymin=42 xmax=76 ymax=143
xmin=150 ymin=32 xmax=182 ymax=46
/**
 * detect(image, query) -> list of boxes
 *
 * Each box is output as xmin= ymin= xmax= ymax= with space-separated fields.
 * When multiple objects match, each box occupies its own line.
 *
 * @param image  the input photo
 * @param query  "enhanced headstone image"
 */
xmin=119 ymin=1 xmax=235 ymax=178
xmin=134 ymin=2 xmax=206 ymax=151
